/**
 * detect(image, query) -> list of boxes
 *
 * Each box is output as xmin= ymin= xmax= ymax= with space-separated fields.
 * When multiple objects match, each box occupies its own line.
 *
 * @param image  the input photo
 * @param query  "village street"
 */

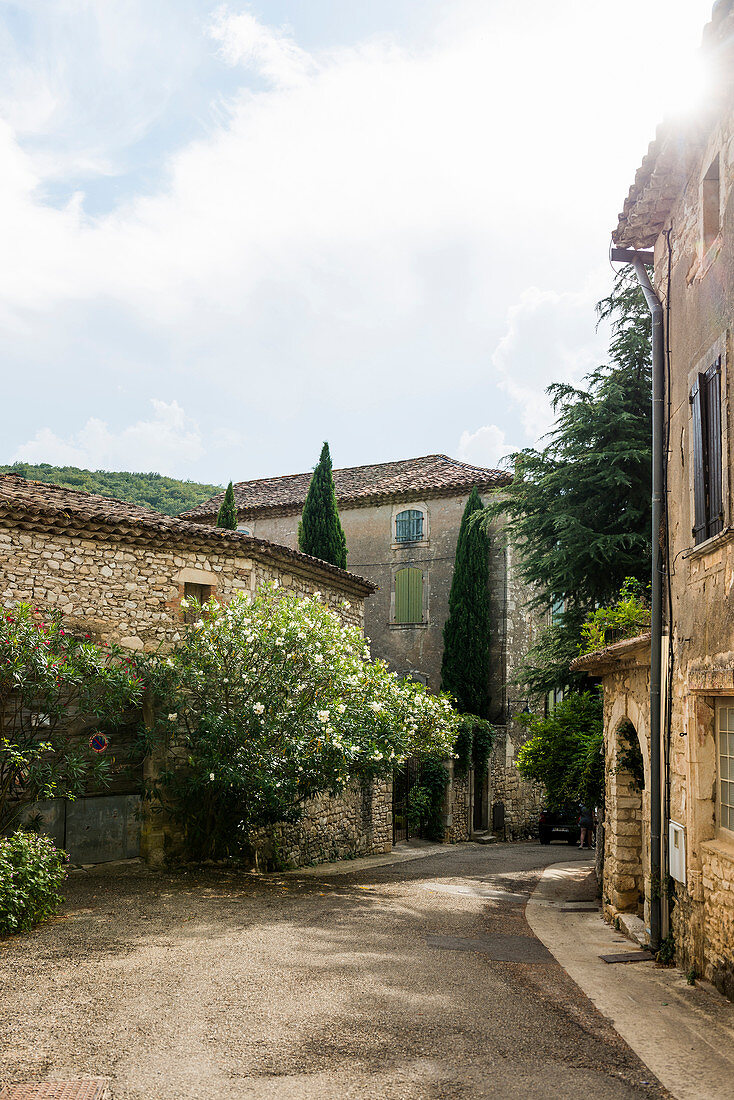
xmin=1 ymin=843 xmax=669 ymax=1100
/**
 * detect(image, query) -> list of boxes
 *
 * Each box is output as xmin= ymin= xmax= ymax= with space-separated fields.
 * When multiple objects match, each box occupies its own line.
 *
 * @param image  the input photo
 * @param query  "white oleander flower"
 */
xmin=337 ymin=704 xmax=346 ymax=714
xmin=253 ymin=702 xmax=265 ymax=715
xmin=167 ymin=713 xmax=178 ymax=722
xmin=313 ymin=654 xmax=323 ymax=664
xmin=209 ymin=772 xmax=215 ymax=781
xmin=317 ymin=710 xmax=330 ymax=723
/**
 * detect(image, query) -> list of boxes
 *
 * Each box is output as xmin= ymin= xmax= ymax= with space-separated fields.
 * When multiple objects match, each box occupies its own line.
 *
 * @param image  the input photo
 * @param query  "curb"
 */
xmin=527 ymin=861 xmax=734 ymax=1100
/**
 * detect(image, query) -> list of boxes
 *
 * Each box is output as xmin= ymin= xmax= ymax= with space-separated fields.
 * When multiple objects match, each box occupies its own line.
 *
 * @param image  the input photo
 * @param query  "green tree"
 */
xmin=216 ymin=481 xmax=238 ymax=529
xmin=441 ymin=486 xmax=492 ymax=718
xmin=0 ymin=463 xmax=222 ymax=516
xmin=516 ymin=691 xmax=604 ymax=811
xmin=298 ymin=442 xmax=347 ymax=569
xmin=482 ymin=266 xmax=652 ymax=698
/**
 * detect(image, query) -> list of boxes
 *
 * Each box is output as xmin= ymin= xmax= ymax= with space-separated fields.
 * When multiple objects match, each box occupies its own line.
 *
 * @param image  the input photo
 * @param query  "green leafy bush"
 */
xmin=144 ymin=584 xmax=459 ymax=860
xmin=516 ymin=692 xmax=603 ymax=811
xmin=0 ymin=603 xmax=145 ymax=833
xmin=407 ymin=759 xmax=451 ymax=841
xmin=580 ymin=578 xmax=651 ymax=654
xmin=0 ymin=831 xmax=67 ymax=934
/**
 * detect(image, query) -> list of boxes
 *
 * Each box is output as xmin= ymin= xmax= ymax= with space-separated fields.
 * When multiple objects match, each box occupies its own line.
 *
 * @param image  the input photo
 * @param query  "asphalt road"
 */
xmin=0 ymin=842 xmax=669 ymax=1100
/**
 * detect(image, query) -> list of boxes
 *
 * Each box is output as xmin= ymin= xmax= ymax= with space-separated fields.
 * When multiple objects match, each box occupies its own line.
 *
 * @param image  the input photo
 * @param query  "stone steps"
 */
xmin=470 ymin=830 xmax=498 ymax=844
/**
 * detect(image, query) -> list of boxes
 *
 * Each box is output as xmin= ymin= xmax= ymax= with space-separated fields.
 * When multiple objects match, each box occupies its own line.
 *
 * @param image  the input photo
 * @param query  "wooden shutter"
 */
xmin=396 ymin=509 xmax=424 ymax=542
xmin=691 ymin=377 xmax=708 ymax=543
xmin=395 ymin=567 xmax=423 ymax=623
xmin=705 ymin=357 xmax=723 ymax=538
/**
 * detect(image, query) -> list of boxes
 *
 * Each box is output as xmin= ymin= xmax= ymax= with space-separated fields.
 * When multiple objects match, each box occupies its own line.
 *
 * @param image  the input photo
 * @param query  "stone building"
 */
xmin=184 ymin=454 xmax=544 ymax=838
xmin=575 ymin=1 xmax=734 ymax=997
xmin=0 ymin=474 xmax=389 ymax=868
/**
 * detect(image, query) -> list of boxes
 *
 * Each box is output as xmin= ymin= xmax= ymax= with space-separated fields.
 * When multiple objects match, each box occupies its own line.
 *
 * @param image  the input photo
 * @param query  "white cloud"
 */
xmin=13 ymin=400 xmax=204 ymax=476
xmin=209 ymin=7 xmax=315 ymax=88
xmin=457 ymin=424 xmax=517 ymax=470
xmin=490 ymin=285 xmax=609 ymax=444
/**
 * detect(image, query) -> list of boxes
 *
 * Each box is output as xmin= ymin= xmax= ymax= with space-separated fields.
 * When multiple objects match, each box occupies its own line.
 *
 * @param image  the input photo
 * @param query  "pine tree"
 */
xmin=441 ymin=485 xmax=492 ymax=717
xmin=216 ymin=481 xmax=238 ymax=530
xmin=481 ymin=265 xmax=652 ymax=698
xmin=298 ymin=443 xmax=347 ymax=568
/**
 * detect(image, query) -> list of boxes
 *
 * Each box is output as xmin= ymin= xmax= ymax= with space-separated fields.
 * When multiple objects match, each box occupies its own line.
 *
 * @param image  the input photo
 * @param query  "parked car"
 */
xmin=538 ymin=805 xmax=580 ymax=845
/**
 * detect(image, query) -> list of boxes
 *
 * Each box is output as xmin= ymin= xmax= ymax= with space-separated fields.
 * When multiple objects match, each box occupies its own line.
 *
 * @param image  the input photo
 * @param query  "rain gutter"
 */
xmin=611 ymin=246 xmax=663 ymax=951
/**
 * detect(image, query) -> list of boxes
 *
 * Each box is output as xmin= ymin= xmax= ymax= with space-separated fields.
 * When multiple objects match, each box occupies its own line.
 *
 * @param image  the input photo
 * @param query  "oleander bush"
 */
xmin=0 ymin=602 xmax=145 ymax=833
xmin=142 ymin=583 xmax=459 ymax=860
xmin=0 ymin=830 xmax=68 ymax=935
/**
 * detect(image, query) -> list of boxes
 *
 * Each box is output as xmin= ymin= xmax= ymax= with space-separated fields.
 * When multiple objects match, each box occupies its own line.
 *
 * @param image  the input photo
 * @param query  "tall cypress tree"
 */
xmin=216 ymin=481 xmax=238 ymax=530
xmin=441 ymin=485 xmax=491 ymax=717
xmin=298 ymin=442 xmax=347 ymax=568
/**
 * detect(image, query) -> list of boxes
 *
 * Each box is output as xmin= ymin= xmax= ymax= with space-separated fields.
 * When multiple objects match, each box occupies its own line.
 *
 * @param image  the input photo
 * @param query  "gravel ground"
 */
xmin=0 ymin=842 xmax=670 ymax=1100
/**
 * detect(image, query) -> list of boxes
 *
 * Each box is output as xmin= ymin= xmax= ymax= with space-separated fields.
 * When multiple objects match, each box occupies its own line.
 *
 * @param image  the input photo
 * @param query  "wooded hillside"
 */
xmin=1 ymin=463 xmax=222 ymax=517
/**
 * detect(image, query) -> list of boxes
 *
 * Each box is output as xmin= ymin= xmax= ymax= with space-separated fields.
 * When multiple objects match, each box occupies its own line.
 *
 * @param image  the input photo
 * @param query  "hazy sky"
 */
xmin=0 ymin=0 xmax=714 ymax=483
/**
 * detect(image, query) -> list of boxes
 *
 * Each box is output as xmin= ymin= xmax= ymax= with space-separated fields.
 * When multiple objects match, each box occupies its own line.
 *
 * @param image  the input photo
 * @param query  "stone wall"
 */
xmin=264 ymin=780 xmax=392 ymax=868
xmin=0 ymin=525 xmax=364 ymax=651
xmin=489 ymin=723 xmax=544 ymax=839
xmin=447 ymin=769 xmax=471 ymax=842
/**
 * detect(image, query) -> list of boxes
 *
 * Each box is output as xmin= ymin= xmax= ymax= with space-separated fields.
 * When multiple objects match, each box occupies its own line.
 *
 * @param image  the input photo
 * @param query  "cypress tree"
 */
xmin=441 ymin=485 xmax=491 ymax=717
xmin=298 ymin=442 xmax=347 ymax=569
xmin=216 ymin=481 xmax=238 ymax=530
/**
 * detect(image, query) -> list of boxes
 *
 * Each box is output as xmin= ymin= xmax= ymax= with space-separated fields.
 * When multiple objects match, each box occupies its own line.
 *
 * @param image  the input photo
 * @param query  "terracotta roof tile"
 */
xmin=182 ymin=454 xmax=510 ymax=520
xmin=0 ymin=475 xmax=375 ymax=594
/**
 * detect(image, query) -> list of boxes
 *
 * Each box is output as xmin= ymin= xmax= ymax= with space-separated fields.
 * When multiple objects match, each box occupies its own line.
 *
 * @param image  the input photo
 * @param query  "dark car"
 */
xmin=538 ymin=805 xmax=580 ymax=845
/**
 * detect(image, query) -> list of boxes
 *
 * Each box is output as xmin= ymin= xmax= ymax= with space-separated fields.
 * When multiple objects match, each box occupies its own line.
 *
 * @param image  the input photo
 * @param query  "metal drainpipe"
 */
xmin=631 ymin=253 xmax=664 ymax=952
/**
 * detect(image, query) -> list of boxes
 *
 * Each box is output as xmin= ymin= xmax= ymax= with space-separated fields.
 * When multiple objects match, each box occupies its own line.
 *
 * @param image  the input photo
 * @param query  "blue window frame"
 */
xmin=395 ymin=509 xmax=424 ymax=543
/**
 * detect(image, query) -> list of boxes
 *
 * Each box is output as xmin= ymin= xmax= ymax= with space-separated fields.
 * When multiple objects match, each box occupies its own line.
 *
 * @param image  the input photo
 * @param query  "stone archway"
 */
xmin=606 ymin=719 xmax=646 ymax=915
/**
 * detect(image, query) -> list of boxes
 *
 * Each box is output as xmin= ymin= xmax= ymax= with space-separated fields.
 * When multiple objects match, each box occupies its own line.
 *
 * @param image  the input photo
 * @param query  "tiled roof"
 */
xmin=182 ymin=454 xmax=510 ymax=520
xmin=612 ymin=1 xmax=734 ymax=249
xmin=0 ymin=475 xmax=375 ymax=594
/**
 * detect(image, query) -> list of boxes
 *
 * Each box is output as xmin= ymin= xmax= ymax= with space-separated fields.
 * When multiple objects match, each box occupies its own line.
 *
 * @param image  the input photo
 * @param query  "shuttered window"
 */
xmin=394 ymin=567 xmax=423 ymax=624
xmin=395 ymin=509 xmax=424 ymax=542
xmin=690 ymin=356 xmax=723 ymax=544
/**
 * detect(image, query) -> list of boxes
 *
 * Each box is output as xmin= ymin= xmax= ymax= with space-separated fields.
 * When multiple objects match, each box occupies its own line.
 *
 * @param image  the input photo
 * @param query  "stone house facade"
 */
xmin=184 ymin=454 xmax=545 ymax=839
xmin=576 ymin=1 xmax=734 ymax=997
xmin=0 ymin=474 xmax=389 ymax=869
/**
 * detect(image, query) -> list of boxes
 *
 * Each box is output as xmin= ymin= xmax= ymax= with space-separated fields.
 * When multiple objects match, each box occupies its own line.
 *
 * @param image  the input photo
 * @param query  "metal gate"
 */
xmin=392 ymin=757 xmax=420 ymax=843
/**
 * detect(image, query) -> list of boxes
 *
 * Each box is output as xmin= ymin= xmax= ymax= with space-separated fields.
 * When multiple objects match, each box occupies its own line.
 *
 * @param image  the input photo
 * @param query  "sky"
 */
xmin=0 ymin=0 xmax=715 ymax=484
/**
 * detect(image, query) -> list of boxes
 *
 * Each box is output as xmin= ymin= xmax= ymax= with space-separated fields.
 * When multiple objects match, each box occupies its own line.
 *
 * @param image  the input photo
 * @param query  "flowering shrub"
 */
xmin=0 ymin=603 xmax=145 ymax=833
xmin=0 ymin=830 xmax=68 ymax=934
xmin=145 ymin=584 xmax=459 ymax=860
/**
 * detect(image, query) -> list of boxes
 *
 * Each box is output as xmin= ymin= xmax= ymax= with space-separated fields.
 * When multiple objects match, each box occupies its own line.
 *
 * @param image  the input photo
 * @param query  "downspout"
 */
xmin=612 ymin=247 xmax=664 ymax=951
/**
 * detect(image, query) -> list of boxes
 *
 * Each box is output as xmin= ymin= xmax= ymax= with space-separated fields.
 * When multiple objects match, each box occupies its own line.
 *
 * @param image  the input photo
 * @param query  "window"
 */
xmin=395 ymin=509 xmax=424 ymax=543
xmin=183 ymin=581 xmax=213 ymax=622
xmin=716 ymin=701 xmax=734 ymax=837
xmin=690 ymin=356 xmax=723 ymax=544
xmin=394 ymin=567 xmax=423 ymax=624
xmin=236 ymin=524 xmax=252 ymax=536
xmin=703 ymin=155 xmax=720 ymax=253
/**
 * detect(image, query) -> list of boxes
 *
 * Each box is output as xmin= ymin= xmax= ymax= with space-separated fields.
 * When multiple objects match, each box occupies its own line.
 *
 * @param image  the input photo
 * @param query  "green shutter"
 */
xmin=395 ymin=567 xmax=423 ymax=624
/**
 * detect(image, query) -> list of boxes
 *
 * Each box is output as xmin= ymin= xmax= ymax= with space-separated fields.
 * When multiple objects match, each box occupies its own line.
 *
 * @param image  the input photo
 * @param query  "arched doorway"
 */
xmin=608 ymin=719 xmax=646 ymax=915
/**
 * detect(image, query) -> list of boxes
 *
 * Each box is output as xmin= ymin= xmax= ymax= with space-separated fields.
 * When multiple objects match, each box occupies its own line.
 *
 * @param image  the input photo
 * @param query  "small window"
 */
xmin=183 ymin=582 xmax=213 ymax=622
xmin=703 ymin=155 xmax=721 ymax=253
xmin=395 ymin=509 xmax=424 ymax=542
xmin=394 ymin=567 xmax=423 ymax=624
xmin=716 ymin=701 xmax=734 ymax=837
xmin=690 ymin=357 xmax=723 ymax=544
xmin=236 ymin=524 xmax=252 ymax=536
